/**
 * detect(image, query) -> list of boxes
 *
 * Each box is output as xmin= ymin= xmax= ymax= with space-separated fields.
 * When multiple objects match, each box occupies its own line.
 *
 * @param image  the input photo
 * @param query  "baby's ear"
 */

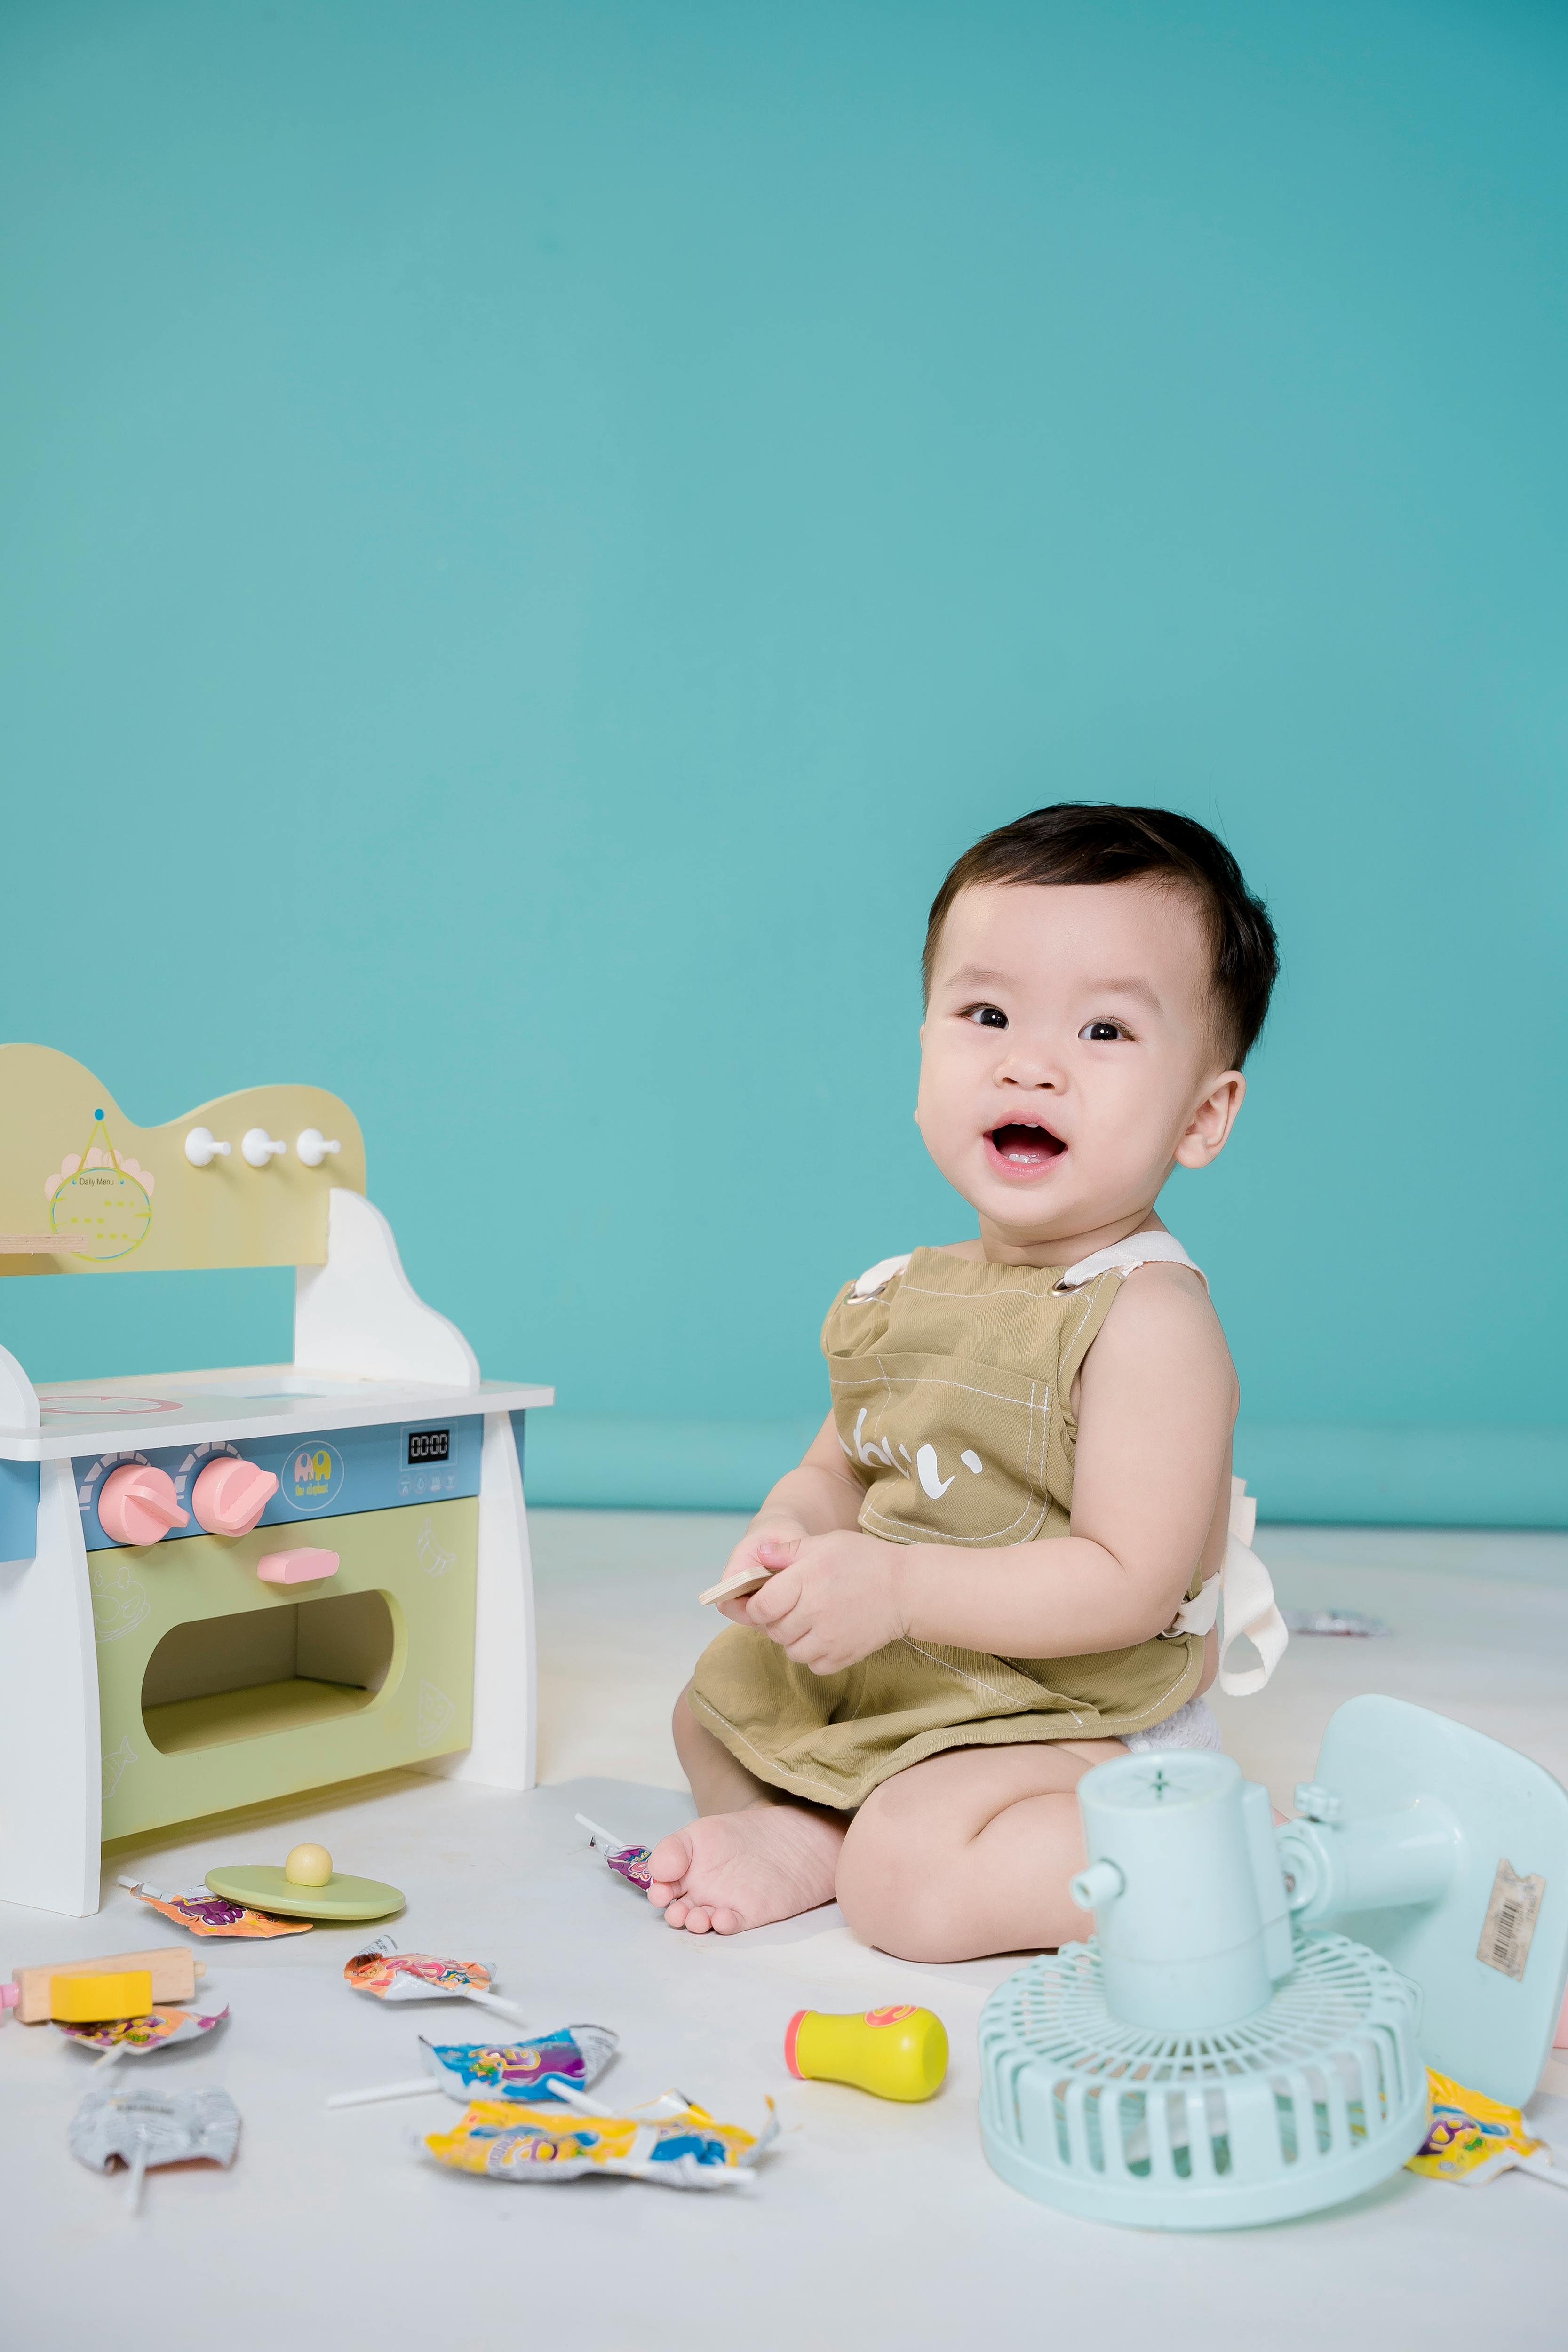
xmin=1176 ymin=1071 xmax=1246 ymax=1168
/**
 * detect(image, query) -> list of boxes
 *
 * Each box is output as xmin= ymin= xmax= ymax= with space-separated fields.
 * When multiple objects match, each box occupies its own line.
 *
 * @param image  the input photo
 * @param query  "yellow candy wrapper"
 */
xmin=1407 ymin=2070 xmax=1562 ymax=2188
xmin=420 ymin=2091 xmax=778 ymax=2191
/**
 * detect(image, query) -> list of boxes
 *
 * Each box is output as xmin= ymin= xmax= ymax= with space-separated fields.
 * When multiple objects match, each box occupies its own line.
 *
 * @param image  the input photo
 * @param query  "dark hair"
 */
xmin=922 ymin=803 xmax=1279 ymax=1066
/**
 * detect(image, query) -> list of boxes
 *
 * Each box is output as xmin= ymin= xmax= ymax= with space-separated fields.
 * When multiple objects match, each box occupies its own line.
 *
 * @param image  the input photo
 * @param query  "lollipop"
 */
xmin=56 ymin=2003 xmax=230 ymax=2073
xmin=327 ymin=2022 xmax=617 ymax=2110
xmin=118 ymin=1876 xmax=311 ymax=1939
xmin=70 ymin=2084 xmax=240 ymax=2213
xmin=419 ymin=2085 xmax=779 ymax=2191
xmin=576 ymin=1813 xmax=653 ymax=1890
xmin=343 ymin=1944 xmax=527 ymax=2025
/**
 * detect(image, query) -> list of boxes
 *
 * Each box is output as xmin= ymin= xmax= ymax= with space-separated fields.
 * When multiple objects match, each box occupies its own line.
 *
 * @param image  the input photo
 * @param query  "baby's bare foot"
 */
xmin=645 ymin=1804 xmax=845 ymax=1935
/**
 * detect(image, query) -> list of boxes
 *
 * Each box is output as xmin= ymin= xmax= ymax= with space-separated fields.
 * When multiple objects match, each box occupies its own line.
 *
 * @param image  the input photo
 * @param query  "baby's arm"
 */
xmin=704 ymin=1416 xmax=867 ymax=1610
xmin=742 ymin=1266 xmax=1236 ymax=1671
xmin=901 ymin=1262 xmax=1234 ymax=1655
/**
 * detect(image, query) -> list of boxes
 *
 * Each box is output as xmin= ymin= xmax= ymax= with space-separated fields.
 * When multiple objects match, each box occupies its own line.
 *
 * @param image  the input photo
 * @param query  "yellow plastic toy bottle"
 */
xmin=784 ymin=2004 xmax=947 ymax=2101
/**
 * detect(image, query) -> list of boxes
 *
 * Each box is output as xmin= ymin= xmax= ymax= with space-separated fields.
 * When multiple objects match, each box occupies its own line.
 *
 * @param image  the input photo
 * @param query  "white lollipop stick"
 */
xmin=460 ymin=1987 xmax=530 ymax=2025
xmin=542 ymin=2076 xmax=689 ymax=2121
xmin=533 ymin=2078 xmax=633 ymax=2120
xmin=91 ymin=2042 xmax=128 ymax=2074
xmin=327 ymin=2077 xmax=442 ymax=2109
xmin=574 ymin=1812 xmax=633 ymax=1852
xmin=126 ymin=2137 xmax=149 ymax=2215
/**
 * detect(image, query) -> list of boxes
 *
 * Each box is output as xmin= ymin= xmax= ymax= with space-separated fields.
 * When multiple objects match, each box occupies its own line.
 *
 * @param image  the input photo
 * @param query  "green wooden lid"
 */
xmin=204 ymin=1864 xmax=405 ymax=1921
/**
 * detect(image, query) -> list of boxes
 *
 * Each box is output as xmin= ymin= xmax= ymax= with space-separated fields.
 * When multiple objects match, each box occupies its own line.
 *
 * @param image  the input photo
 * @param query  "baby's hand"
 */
xmin=741 ymin=1530 xmax=907 ymax=1674
xmin=708 ymin=1518 xmax=809 ymax=1620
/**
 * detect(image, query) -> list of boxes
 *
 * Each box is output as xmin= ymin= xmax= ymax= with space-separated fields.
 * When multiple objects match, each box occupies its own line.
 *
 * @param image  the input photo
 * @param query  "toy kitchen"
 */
xmin=0 ymin=1045 xmax=552 ymax=1917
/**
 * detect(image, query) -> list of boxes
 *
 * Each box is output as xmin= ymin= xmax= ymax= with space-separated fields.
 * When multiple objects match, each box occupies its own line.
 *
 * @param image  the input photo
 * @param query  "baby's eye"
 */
xmin=1080 ymin=1020 xmax=1127 ymax=1042
xmin=963 ymin=1004 xmax=1008 ymax=1030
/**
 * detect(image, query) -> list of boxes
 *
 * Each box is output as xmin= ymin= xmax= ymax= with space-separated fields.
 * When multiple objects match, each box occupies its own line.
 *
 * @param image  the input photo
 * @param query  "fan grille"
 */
xmin=979 ymin=1931 xmax=1428 ymax=2227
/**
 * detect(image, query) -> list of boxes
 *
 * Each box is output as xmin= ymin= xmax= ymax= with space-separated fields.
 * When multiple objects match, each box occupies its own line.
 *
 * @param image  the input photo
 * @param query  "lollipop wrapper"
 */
xmin=1407 ymin=2070 xmax=1553 ymax=2184
xmin=71 ymin=2085 xmax=241 ymax=2177
xmin=345 ymin=1948 xmax=498 ymax=2003
xmin=58 ymin=2005 xmax=229 ymax=2058
xmin=420 ymin=2023 xmax=617 ymax=2104
xmin=121 ymin=1880 xmax=311 ymax=1939
xmin=582 ymin=1824 xmax=653 ymax=1889
xmin=420 ymin=2095 xmax=778 ymax=2189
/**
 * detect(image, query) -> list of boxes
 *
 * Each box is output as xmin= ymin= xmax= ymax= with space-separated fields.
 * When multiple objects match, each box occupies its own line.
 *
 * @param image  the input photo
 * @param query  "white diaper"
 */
xmin=1122 ymin=1694 xmax=1224 ymax=1754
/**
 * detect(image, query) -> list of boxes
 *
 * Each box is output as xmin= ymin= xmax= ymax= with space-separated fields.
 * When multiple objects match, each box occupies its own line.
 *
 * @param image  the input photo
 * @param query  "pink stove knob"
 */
xmin=191 ymin=1456 xmax=279 ymax=1537
xmin=97 ymin=1464 xmax=189 ymax=1547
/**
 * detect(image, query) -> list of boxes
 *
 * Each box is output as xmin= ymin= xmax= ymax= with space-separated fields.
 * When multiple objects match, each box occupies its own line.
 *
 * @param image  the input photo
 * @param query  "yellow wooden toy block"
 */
xmin=50 ymin=1970 xmax=153 ymax=2022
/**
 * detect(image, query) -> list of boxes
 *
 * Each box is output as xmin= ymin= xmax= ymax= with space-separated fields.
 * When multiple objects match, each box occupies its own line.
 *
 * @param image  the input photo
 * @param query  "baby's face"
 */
xmin=917 ymin=880 xmax=1240 ymax=1253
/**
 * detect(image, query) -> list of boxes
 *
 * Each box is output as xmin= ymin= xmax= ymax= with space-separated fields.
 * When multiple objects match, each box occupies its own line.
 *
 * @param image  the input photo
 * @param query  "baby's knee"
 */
xmin=670 ymin=1681 xmax=702 ymax=1756
xmin=835 ymin=1802 xmax=963 ymax=1963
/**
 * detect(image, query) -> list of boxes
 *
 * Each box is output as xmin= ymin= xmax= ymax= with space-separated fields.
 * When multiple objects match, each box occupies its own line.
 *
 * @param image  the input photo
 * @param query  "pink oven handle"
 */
xmin=255 ymin=1548 xmax=340 ymax=1586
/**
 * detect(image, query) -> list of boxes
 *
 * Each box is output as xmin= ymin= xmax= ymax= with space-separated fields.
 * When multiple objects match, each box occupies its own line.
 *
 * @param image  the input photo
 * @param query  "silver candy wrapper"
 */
xmin=70 ymin=2084 xmax=241 ymax=2212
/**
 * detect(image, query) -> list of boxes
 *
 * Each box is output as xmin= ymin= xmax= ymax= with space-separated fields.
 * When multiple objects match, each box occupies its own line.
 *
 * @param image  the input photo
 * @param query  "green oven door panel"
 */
xmin=94 ymin=1497 xmax=477 ymax=1841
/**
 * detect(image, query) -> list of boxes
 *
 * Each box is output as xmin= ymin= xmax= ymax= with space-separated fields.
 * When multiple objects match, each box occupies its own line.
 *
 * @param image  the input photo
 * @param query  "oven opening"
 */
xmin=140 ymin=1589 xmax=404 ymax=1755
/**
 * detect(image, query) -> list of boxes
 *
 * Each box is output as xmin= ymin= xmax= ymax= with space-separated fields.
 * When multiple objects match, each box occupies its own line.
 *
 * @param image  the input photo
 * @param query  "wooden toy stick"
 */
xmin=326 ymin=2077 xmax=442 ymax=2109
xmin=698 ymin=1567 xmax=772 ymax=1607
xmin=10 ymin=1948 xmax=204 ymax=2026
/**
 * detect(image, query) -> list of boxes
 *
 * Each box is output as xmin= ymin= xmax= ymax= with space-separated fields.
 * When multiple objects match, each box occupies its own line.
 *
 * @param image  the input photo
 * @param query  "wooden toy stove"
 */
xmin=0 ymin=1046 xmax=552 ymax=1917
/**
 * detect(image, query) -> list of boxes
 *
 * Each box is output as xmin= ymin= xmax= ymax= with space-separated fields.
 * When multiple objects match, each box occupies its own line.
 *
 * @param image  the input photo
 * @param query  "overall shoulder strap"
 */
xmin=1164 ymin=1478 xmax=1289 ymax=1696
xmin=1054 ymin=1229 xmax=1207 ymax=1294
xmin=850 ymin=1252 xmax=913 ymax=1299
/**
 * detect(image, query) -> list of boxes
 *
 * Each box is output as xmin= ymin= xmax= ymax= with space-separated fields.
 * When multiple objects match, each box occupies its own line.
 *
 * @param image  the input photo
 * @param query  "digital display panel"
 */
xmin=407 ymin=1428 xmax=451 ymax=1465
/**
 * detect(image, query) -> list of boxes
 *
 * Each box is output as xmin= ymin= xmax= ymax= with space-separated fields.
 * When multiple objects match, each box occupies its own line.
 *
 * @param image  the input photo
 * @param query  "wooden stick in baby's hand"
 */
xmin=698 ymin=1566 xmax=776 ymax=1608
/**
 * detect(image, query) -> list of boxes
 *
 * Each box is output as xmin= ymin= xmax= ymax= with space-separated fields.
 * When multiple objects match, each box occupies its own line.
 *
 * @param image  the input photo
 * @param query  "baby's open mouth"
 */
xmin=986 ymin=1121 xmax=1067 ymax=1172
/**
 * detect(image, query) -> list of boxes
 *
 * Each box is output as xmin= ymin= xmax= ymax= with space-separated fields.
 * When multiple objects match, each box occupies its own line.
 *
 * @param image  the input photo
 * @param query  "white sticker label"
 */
xmin=1477 ymin=1859 xmax=1545 ymax=1982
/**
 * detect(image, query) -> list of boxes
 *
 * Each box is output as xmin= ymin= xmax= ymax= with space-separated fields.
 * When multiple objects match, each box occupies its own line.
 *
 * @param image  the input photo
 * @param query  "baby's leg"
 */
xmin=644 ymin=1683 xmax=847 ymax=1936
xmin=835 ymin=1738 xmax=1126 ymax=1962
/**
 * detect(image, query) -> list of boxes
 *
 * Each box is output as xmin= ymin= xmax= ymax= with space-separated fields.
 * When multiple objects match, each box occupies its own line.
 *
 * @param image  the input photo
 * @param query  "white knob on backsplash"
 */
xmin=295 ymin=1128 xmax=341 ymax=1168
xmin=184 ymin=1127 xmax=231 ymax=1168
xmin=241 ymin=1128 xmax=287 ymax=1168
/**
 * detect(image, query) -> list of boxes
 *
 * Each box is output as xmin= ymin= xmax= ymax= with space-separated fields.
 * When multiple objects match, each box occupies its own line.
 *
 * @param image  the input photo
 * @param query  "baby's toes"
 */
xmin=661 ymin=1895 xmax=692 ymax=1928
xmin=646 ymin=1830 xmax=692 ymax=1888
xmin=681 ymin=1904 xmax=715 ymax=1933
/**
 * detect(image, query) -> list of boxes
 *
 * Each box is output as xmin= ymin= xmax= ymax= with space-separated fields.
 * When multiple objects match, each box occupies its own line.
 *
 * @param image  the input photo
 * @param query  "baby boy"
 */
xmin=646 ymin=802 xmax=1281 ymax=1961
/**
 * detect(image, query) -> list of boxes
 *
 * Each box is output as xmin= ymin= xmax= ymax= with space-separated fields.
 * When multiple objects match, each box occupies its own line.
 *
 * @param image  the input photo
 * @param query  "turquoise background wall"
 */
xmin=2 ymin=0 xmax=1565 ymax=1523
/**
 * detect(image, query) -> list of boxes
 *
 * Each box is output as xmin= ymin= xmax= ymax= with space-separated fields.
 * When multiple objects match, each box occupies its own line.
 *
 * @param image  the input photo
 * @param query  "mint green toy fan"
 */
xmin=979 ymin=1698 xmax=1568 ymax=2229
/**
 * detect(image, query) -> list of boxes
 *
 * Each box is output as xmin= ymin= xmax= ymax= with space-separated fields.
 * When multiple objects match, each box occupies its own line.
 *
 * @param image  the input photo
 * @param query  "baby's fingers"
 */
xmin=746 ymin=1567 xmax=801 ymax=1626
xmin=754 ymin=1534 xmax=802 ymax=1569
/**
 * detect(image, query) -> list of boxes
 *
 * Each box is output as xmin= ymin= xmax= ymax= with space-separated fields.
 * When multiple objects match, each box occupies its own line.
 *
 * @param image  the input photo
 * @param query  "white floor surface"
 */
xmin=2 ymin=1511 xmax=1566 ymax=2352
